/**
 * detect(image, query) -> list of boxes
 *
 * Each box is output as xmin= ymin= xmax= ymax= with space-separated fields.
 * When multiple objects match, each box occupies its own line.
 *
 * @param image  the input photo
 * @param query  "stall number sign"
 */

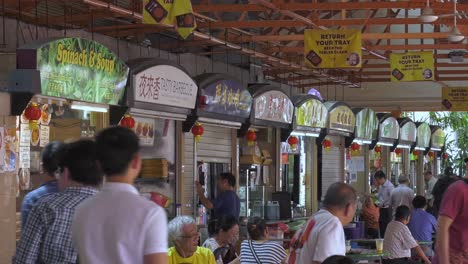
xmin=134 ymin=65 xmax=198 ymax=109
xmin=380 ymin=117 xmax=399 ymax=139
xmin=202 ymin=79 xmax=252 ymax=118
xmin=304 ymin=29 xmax=362 ymax=69
xmin=295 ymin=99 xmax=328 ymax=128
xmin=329 ymin=105 xmax=355 ymax=133
xmin=254 ymin=90 xmax=293 ymax=124
xmin=390 ymin=51 xmax=434 ymax=82
xmin=442 ymin=87 xmax=468 ymax=111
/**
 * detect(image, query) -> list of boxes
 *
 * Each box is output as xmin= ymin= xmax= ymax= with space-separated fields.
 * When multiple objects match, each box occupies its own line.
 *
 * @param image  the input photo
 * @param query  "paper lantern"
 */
xmin=442 ymin=152 xmax=449 ymax=160
xmin=191 ymin=122 xmax=204 ymax=142
xmin=412 ymin=150 xmax=420 ymax=160
xmin=323 ymin=138 xmax=332 ymax=151
xmin=24 ymin=102 xmax=42 ymax=129
xmin=428 ymin=151 xmax=434 ymax=161
xmin=350 ymin=142 xmax=360 ymax=155
xmin=288 ymin=136 xmax=299 ymax=151
xmin=245 ymin=129 xmax=257 ymax=147
xmin=374 ymin=145 xmax=382 ymax=153
xmin=394 ymin=148 xmax=402 ymax=156
xmin=120 ymin=114 xmax=135 ymax=129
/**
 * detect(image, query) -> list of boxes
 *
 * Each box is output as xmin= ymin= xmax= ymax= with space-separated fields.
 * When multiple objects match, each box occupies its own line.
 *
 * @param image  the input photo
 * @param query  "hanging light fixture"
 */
xmin=448 ymin=0 xmax=465 ymax=42
xmin=24 ymin=102 xmax=42 ymax=129
xmin=322 ymin=138 xmax=332 ymax=151
xmin=288 ymin=136 xmax=299 ymax=151
xmin=394 ymin=148 xmax=402 ymax=156
xmin=419 ymin=0 xmax=438 ymax=23
xmin=413 ymin=150 xmax=420 ymax=160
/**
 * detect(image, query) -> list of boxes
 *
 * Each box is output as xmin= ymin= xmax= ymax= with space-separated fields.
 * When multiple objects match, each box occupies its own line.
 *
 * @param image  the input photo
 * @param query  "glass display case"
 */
xmin=239 ymin=164 xmax=274 ymax=218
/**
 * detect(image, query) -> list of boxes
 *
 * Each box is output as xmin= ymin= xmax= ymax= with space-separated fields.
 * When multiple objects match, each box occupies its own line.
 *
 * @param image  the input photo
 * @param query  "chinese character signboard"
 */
xmin=390 ymin=51 xmax=435 ymax=82
xmin=400 ymin=122 xmax=417 ymax=143
xmin=304 ymin=29 xmax=362 ymax=68
xmin=416 ymin=123 xmax=431 ymax=149
xmin=295 ymin=99 xmax=328 ymax=128
xmin=379 ymin=117 xmax=399 ymax=140
xmin=254 ymin=90 xmax=294 ymax=124
xmin=328 ymin=105 xmax=356 ymax=134
xmin=134 ymin=64 xmax=198 ymax=109
xmin=431 ymin=128 xmax=444 ymax=150
xmin=441 ymin=87 xmax=468 ymax=111
xmin=200 ymin=79 xmax=252 ymax=118
xmin=355 ymin=108 xmax=379 ymax=141
xmin=17 ymin=38 xmax=129 ymax=105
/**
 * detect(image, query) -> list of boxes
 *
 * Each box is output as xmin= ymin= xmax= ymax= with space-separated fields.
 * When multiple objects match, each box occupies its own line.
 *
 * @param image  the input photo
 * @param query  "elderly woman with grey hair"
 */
xmin=167 ymin=216 xmax=216 ymax=264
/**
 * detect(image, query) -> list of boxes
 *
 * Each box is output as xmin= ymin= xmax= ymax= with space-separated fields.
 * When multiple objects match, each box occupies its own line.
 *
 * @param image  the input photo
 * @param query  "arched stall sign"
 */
xmin=9 ymin=37 xmax=129 ymax=114
xmin=240 ymin=84 xmax=294 ymax=135
xmin=324 ymin=101 xmax=356 ymax=136
xmin=430 ymin=126 xmax=445 ymax=152
xmin=183 ymin=73 xmax=252 ymax=131
xmin=349 ymin=108 xmax=379 ymax=146
xmin=370 ymin=113 xmax=399 ymax=149
xmin=414 ymin=122 xmax=431 ymax=151
xmin=396 ymin=118 xmax=417 ymax=149
xmin=285 ymin=94 xmax=328 ymax=139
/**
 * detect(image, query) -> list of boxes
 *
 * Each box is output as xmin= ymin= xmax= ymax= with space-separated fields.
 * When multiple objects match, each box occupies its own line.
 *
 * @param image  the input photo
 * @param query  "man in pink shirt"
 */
xmin=435 ymin=179 xmax=468 ymax=263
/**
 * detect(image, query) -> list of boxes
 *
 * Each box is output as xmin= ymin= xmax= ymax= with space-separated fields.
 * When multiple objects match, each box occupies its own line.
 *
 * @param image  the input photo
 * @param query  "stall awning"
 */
xmin=350 ymin=108 xmax=378 ymax=145
xmin=9 ymin=37 xmax=129 ymax=115
xmin=414 ymin=122 xmax=431 ymax=151
xmin=430 ymin=126 xmax=445 ymax=152
xmin=125 ymin=58 xmax=198 ymax=122
xmin=372 ymin=113 xmax=399 ymax=149
xmin=396 ymin=118 xmax=417 ymax=149
xmin=183 ymin=73 xmax=252 ymax=131
xmin=286 ymin=94 xmax=328 ymax=138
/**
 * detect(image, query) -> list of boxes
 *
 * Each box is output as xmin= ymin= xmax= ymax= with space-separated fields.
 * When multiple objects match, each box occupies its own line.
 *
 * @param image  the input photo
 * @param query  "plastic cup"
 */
xmin=375 ymin=239 xmax=384 ymax=253
xmin=346 ymin=240 xmax=351 ymax=253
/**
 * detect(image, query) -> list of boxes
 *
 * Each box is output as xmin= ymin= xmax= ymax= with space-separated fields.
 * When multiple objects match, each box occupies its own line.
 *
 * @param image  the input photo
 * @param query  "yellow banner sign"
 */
xmin=442 ymin=87 xmax=468 ymax=111
xmin=304 ymin=29 xmax=362 ymax=68
xmin=143 ymin=0 xmax=196 ymax=39
xmin=390 ymin=51 xmax=434 ymax=82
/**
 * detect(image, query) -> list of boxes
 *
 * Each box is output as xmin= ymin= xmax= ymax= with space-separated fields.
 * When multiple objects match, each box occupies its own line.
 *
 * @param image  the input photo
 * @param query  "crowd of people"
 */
xmin=11 ymin=125 xmax=468 ymax=264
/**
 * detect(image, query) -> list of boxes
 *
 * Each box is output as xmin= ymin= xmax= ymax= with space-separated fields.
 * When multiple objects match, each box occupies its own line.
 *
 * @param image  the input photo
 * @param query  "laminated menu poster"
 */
xmin=133 ymin=116 xmax=155 ymax=146
xmin=39 ymin=125 xmax=50 ymax=147
xmin=3 ymin=127 xmax=18 ymax=172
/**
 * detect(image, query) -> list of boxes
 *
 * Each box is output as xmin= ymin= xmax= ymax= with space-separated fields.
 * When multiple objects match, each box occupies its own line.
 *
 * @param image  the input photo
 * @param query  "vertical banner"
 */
xmin=441 ymin=87 xmax=468 ymax=111
xmin=304 ymin=29 xmax=362 ymax=68
xmin=143 ymin=0 xmax=196 ymax=39
xmin=390 ymin=51 xmax=435 ymax=82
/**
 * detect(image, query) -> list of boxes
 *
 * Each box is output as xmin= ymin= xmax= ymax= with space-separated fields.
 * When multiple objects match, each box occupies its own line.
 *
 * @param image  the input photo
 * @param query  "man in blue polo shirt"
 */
xmin=408 ymin=195 xmax=437 ymax=256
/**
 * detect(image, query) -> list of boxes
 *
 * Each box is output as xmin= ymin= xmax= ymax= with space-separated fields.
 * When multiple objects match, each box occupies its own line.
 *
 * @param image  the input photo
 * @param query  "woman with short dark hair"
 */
xmin=239 ymin=217 xmax=286 ymax=264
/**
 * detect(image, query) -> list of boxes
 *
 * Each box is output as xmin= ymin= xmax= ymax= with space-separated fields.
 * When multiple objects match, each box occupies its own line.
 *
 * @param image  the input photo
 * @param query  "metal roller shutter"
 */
xmin=321 ymin=135 xmax=345 ymax=199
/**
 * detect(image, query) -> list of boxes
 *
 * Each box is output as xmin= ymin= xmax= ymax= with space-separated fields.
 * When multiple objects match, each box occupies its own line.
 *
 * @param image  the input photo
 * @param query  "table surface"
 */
xmin=346 ymin=249 xmax=390 ymax=260
xmin=351 ymin=239 xmax=433 ymax=245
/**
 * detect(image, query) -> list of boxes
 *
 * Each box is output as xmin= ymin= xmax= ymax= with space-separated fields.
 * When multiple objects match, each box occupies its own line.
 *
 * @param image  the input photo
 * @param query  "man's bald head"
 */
xmin=323 ymin=182 xmax=357 ymax=209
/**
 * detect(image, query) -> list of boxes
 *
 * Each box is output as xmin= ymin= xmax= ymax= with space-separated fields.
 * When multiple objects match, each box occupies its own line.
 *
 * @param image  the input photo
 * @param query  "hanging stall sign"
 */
xmin=416 ymin=123 xmax=431 ymax=149
xmin=17 ymin=38 xmax=129 ymax=105
xmin=441 ymin=87 xmax=468 ymax=111
xmin=400 ymin=122 xmax=417 ymax=143
xmin=379 ymin=117 xmax=399 ymax=139
xmin=304 ymin=29 xmax=362 ymax=68
xmin=200 ymin=79 xmax=252 ymax=118
xmin=431 ymin=128 xmax=445 ymax=150
xmin=254 ymin=90 xmax=294 ymax=124
xmin=328 ymin=105 xmax=356 ymax=134
xmin=134 ymin=64 xmax=197 ymax=109
xmin=390 ymin=51 xmax=434 ymax=82
xmin=295 ymin=98 xmax=328 ymax=128
xmin=355 ymin=108 xmax=379 ymax=142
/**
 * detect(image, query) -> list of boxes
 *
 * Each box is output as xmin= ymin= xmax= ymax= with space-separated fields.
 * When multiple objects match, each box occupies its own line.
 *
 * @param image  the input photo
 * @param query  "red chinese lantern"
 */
xmin=412 ymin=150 xmax=420 ymax=160
xmin=442 ymin=152 xmax=449 ymax=160
xmin=120 ymin=114 xmax=135 ymax=129
xmin=24 ymin=102 xmax=42 ymax=129
xmin=428 ymin=151 xmax=435 ymax=161
xmin=245 ymin=129 xmax=257 ymax=147
xmin=374 ymin=145 xmax=382 ymax=154
xmin=191 ymin=122 xmax=204 ymax=142
xmin=288 ymin=136 xmax=299 ymax=151
xmin=322 ymin=138 xmax=332 ymax=151
xmin=350 ymin=142 xmax=360 ymax=155
xmin=394 ymin=148 xmax=402 ymax=156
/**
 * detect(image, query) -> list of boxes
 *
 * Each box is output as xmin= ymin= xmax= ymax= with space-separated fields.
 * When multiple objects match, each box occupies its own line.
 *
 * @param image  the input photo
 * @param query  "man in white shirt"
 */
xmin=289 ymin=182 xmax=357 ymax=264
xmin=374 ymin=170 xmax=395 ymax=237
xmin=72 ymin=126 xmax=168 ymax=264
xmin=424 ymin=171 xmax=437 ymax=202
xmin=383 ymin=205 xmax=431 ymax=264
xmin=390 ymin=174 xmax=415 ymax=213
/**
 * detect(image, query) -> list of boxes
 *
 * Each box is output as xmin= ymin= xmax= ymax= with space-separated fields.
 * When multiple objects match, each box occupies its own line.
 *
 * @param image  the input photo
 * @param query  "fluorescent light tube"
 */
xmin=377 ymin=141 xmax=394 ymax=147
xmin=71 ymin=101 xmax=108 ymax=113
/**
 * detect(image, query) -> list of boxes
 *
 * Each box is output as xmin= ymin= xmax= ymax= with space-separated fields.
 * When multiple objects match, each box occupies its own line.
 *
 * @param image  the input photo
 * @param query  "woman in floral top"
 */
xmin=361 ymin=195 xmax=380 ymax=238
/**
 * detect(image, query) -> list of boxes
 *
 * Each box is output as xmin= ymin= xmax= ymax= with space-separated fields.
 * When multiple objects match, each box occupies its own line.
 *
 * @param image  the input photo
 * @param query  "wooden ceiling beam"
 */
xmin=193 ymin=2 xmax=468 ymax=13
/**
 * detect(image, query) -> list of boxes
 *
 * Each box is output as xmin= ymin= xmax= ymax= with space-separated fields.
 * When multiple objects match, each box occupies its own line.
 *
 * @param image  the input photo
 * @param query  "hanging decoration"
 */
xmin=120 ymin=114 xmax=136 ymax=129
xmin=245 ymin=129 xmax=257 ymax=147
xmin=322 ymin=138 xmax=332 ymax=151
xmin=24 ymin=102 xmax=42 ymax=129
xmin=394 ymin=148 xmax=402 ymax=156
xmin=412 ymin=150 xmax=420 ymax=160
xmin=442 ymin=152 xmax=449 ymax=160
xmin=288 ymin=136 xmax=299 ymax=151
xmin=428 ymin=151 xmax=435 ymax=161
xmin=374 ymin=145 xmax=382 ymax=159
xmin=191 ymin=122 xmax=204 ymax=142
xmin=350 ymin=142 xmax=360 ymax=155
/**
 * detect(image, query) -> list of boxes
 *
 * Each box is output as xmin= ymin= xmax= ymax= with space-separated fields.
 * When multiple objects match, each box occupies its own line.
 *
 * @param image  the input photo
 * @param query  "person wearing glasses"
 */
xmin=168 ymin=216 xmax=216 ymax=264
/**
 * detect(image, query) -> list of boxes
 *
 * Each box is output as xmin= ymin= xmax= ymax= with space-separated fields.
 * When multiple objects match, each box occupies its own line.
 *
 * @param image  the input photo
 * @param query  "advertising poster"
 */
xmin=143 ymin=0 xmax=196 ymax=39
xmin=20 ymin=124 xmax=31 ymax=147
xmin=19 ymin=146 xmax=30 ymax=169
xmin=441 ymin=87 xmax=468 ymax=111
xmin=4 ymin=127 xmax=18 ymax=172
xmin=390 ymin=51 xmax=434 ymax=82
xmin=39 ymin=125 xmax=50 ymax=147
xmin=133 ymin=116 xmax=155 ymax=146
xmin=304 ymin=29 xmax=362 ymax=68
